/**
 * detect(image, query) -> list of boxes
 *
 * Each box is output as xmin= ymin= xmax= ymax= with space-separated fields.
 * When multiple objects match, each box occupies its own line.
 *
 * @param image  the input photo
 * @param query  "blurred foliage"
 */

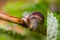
xmin=48 ymin=0 xmax=60 ymax=40
xmin=53 ymin=13 xmax=60 ymax=40
xmin=2 ymin=0 xmax=60 ymax=40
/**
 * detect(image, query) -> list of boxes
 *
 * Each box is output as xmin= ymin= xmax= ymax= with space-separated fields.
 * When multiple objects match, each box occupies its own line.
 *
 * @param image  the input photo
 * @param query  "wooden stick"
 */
xmin=0 ymin=13 xmax=24 ymax=25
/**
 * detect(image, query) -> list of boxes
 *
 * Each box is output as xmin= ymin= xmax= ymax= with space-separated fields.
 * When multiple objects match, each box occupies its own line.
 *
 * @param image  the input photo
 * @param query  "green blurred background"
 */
xmin=0 ymin=0 xmax=60 ymax=40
